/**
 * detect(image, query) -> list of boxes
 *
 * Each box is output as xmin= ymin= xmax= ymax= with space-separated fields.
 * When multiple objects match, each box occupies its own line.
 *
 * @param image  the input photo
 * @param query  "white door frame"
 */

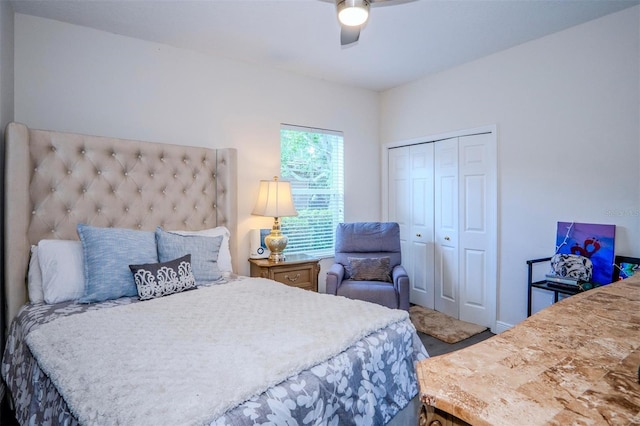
xmin=382 ymin=125 xmax=498 ymax=332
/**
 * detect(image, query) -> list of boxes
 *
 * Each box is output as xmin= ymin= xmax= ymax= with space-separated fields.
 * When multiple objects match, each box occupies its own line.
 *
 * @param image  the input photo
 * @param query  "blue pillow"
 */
xmin=77 ymin=224 xmax=158 ymax=303
xmin=155 ymin=228 xmax=223 ymax=284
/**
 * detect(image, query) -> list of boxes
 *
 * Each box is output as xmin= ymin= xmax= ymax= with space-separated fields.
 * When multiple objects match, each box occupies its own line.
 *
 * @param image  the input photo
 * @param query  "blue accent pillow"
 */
xmin=155 ymin=228 xmax=223 ymax=284
xmin=77 ymin=224 xmax=158 ymax=303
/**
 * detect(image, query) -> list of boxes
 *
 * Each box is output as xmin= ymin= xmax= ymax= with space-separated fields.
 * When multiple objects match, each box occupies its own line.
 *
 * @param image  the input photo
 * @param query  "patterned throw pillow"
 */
xmin=550 ymin=253 xmax=593 ymax=281
xmin=129 ymin=254 xmax=197 ymax=301
xmin=347 ymin=257 xmax=392 ymax=282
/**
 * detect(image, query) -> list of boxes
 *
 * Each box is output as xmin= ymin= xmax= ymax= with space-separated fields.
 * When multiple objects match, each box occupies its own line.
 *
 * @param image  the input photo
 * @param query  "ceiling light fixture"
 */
xmin=337 ymin=0 xmax=370 ymax=27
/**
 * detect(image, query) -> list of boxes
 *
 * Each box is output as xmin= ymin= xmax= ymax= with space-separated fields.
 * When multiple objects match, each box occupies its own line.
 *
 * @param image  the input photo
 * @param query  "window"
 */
xmin=280 ymin=124 xmax=344 ymax=257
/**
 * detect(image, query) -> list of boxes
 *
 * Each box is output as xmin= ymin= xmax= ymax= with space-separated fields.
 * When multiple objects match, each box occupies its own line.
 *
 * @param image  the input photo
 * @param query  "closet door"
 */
xmin=388 ymin=144 xmax=434 ymax=308
xmin=386 ymin=129 xmax=496 ymax=328
xmin=458 ymin=133 xmax=496 ymax=327
xmin=388 ymin=146 xmax=411 ymax=281
xmin=434 ymin=138 xmax=459 ymax=318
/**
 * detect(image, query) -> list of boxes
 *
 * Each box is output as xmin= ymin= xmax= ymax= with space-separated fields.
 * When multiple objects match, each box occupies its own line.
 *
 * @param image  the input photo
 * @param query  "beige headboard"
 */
xmin=4 ymin=122 xmax=237 ymax=332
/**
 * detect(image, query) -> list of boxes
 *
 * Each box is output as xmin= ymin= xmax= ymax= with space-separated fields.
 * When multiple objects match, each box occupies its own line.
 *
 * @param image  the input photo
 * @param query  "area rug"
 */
xmin=409 ymin=305 xmax=487 ymax=344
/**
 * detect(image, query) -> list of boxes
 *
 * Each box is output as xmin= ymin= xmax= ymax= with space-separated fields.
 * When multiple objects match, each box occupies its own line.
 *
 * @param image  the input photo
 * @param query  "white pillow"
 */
xmin=37 ymin=240 xmax=85 ymax=304
xmin=28 ymin=245 xmax=45 ymax=303
xmin=168 ymin=226 xmax=233 ymax=274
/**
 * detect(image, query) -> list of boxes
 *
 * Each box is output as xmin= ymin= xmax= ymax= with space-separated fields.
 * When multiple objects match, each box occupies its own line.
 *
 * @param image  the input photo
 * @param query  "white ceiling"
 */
xmin=10 ymin=0 xmax=640 ymax=91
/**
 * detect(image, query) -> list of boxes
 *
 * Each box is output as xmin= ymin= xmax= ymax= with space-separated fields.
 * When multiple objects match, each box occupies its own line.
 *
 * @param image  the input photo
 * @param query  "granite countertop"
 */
xmin=417 ymin=274 xmax=640 ymax=425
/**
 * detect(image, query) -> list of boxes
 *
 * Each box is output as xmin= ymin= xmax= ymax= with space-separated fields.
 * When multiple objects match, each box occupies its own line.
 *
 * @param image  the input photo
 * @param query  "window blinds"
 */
xmin=280 ymin=124 xmax=344 ymax=258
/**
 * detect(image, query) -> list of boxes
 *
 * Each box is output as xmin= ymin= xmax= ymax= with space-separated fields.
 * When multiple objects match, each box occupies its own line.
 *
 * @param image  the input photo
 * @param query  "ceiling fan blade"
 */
xmin=340 ymin=25 xmax=360 ymax=46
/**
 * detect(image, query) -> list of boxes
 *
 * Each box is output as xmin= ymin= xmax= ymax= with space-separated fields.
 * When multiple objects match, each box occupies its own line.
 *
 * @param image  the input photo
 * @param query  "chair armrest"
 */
xmin=326 ymin=263 xmax=345 ymax=295
xmin=392 ymin=264 xmax=408 ymax=285
xmin=392 ymin=265 xmax=410 ymax=311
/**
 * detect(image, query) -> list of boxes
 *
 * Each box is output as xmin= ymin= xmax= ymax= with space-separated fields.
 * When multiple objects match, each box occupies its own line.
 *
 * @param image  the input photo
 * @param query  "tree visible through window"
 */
xmin=280 ymin=124 xmax=344 ymax=257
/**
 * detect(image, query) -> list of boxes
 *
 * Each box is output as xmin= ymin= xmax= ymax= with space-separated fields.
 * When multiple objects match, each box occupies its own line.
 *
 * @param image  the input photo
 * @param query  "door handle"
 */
xmin=444 ymin=236 xmax=450 ymax=241
xmin=416 ymin=233 xmax=422 ymax=237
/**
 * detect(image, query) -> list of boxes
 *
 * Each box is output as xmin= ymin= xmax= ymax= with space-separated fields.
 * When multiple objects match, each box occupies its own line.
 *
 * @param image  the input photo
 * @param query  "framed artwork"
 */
xmin=612 ymin=255 xmax=640 ymax=281
xmin=555 ymin=222 xmax=616 ymax=285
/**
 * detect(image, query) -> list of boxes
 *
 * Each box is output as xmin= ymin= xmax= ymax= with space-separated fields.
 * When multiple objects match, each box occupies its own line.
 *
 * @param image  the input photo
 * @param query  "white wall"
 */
xmin=380 ymin=6 xmax=640 ymax=327
xmin=0 ymin=1 xmax=14 ymax=131
xmin=14 ymin=14 xmax=381 ymax=283
xmin=0 ymin=0 xmax=15 ymax=347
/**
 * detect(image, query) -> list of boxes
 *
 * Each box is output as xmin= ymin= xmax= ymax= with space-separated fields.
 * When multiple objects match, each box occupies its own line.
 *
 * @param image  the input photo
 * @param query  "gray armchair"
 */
xmin=326 ymin=222 xmax=410 ymax=311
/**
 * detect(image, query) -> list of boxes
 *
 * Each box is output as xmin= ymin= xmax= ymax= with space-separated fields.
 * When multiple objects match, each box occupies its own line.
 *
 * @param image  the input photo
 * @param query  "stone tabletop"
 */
xmin=417 ymin=274 xmax=640 ymax=425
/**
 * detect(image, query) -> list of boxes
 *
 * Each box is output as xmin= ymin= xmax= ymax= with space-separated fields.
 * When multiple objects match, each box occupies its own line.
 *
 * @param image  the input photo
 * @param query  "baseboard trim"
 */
xmin=492 ymin=321 xmax=513 ymax=334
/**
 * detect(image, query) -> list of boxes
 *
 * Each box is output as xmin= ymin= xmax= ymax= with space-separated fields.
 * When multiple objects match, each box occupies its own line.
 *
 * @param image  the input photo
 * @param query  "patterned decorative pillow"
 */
xmin=129 ymin=254 xmax=196 ymax=301
xmin=550 ymin=253 xmax=593 ymax=282
xmin=155 ymin=227 xmax=224 ymax=285
xmin=347 ymin=257 xmax=392 ymax=282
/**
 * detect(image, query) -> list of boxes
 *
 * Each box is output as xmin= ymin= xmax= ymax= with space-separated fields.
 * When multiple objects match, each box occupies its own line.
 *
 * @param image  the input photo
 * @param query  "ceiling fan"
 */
xmin=322 ymin=0 xmax=411 ymax=46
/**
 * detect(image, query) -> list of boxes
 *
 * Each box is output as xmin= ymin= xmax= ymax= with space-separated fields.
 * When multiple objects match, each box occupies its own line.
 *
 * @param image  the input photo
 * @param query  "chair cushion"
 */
xmin=335 ymin=222 xmax=401 ymax=253
xmin=334 ymin=222 xmax=402 ymax=270
xmin=337 ymin=280 xmax=398 ymax=309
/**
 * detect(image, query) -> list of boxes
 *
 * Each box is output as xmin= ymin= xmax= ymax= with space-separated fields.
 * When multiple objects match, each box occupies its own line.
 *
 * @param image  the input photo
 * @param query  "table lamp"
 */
xmin=252 ymin=176 xmax=298 ymax=262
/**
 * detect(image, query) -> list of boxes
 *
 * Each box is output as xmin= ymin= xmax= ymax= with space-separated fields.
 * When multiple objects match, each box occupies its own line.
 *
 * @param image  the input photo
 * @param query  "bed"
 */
xmin=1 ymin=122 xmax=428 ymax=425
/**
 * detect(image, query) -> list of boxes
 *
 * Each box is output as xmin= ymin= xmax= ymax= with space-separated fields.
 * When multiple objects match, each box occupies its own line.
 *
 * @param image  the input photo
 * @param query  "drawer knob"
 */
xmin=284 ymin=273 xmax=301 ymax=283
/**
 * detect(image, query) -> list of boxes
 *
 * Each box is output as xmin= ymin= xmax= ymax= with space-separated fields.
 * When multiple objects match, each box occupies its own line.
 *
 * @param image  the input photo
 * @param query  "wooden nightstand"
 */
xmin=248 ymin=254 xmax=320 ymax=292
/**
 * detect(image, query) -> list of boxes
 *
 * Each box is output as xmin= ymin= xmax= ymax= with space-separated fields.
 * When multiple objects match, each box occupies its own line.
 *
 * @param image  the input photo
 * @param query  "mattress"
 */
xmin=1 ymin=277 xmax=428 ymax=425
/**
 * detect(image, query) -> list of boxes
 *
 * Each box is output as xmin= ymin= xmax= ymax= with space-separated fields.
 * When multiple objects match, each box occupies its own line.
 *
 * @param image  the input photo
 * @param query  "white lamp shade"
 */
xmin=252 ymin=179 xmax=298 ymax=218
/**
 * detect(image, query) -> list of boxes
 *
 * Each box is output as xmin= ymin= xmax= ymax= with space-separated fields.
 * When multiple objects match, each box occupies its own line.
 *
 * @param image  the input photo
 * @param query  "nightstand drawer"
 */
xmin=272 ymin=268 xmax=312 ymax=288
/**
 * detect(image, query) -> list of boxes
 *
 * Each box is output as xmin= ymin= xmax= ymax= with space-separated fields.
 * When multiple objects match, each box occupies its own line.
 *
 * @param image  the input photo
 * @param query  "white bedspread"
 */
xmin=25 ymin=277 xmax=408 ymax=426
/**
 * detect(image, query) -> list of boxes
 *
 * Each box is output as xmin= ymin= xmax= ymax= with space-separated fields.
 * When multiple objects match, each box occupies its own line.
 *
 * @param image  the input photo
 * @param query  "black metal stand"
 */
xmin=526 ymin=257 xmax=582 ymax=316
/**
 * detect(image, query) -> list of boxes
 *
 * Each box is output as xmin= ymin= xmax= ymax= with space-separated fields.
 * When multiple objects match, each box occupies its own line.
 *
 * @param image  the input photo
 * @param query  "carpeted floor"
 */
xmin=409 ymin=305 xmax=488 ymax=344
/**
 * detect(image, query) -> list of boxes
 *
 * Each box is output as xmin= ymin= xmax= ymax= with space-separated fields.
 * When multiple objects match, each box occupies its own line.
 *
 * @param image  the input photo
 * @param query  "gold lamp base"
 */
xmin=265 ymin=217 xmax=288 ymax=263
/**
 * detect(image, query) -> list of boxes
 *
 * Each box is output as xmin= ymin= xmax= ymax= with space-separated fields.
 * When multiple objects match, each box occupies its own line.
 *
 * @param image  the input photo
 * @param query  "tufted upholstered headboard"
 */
xmin=3 ymin=122 xmax=237 ymax=333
